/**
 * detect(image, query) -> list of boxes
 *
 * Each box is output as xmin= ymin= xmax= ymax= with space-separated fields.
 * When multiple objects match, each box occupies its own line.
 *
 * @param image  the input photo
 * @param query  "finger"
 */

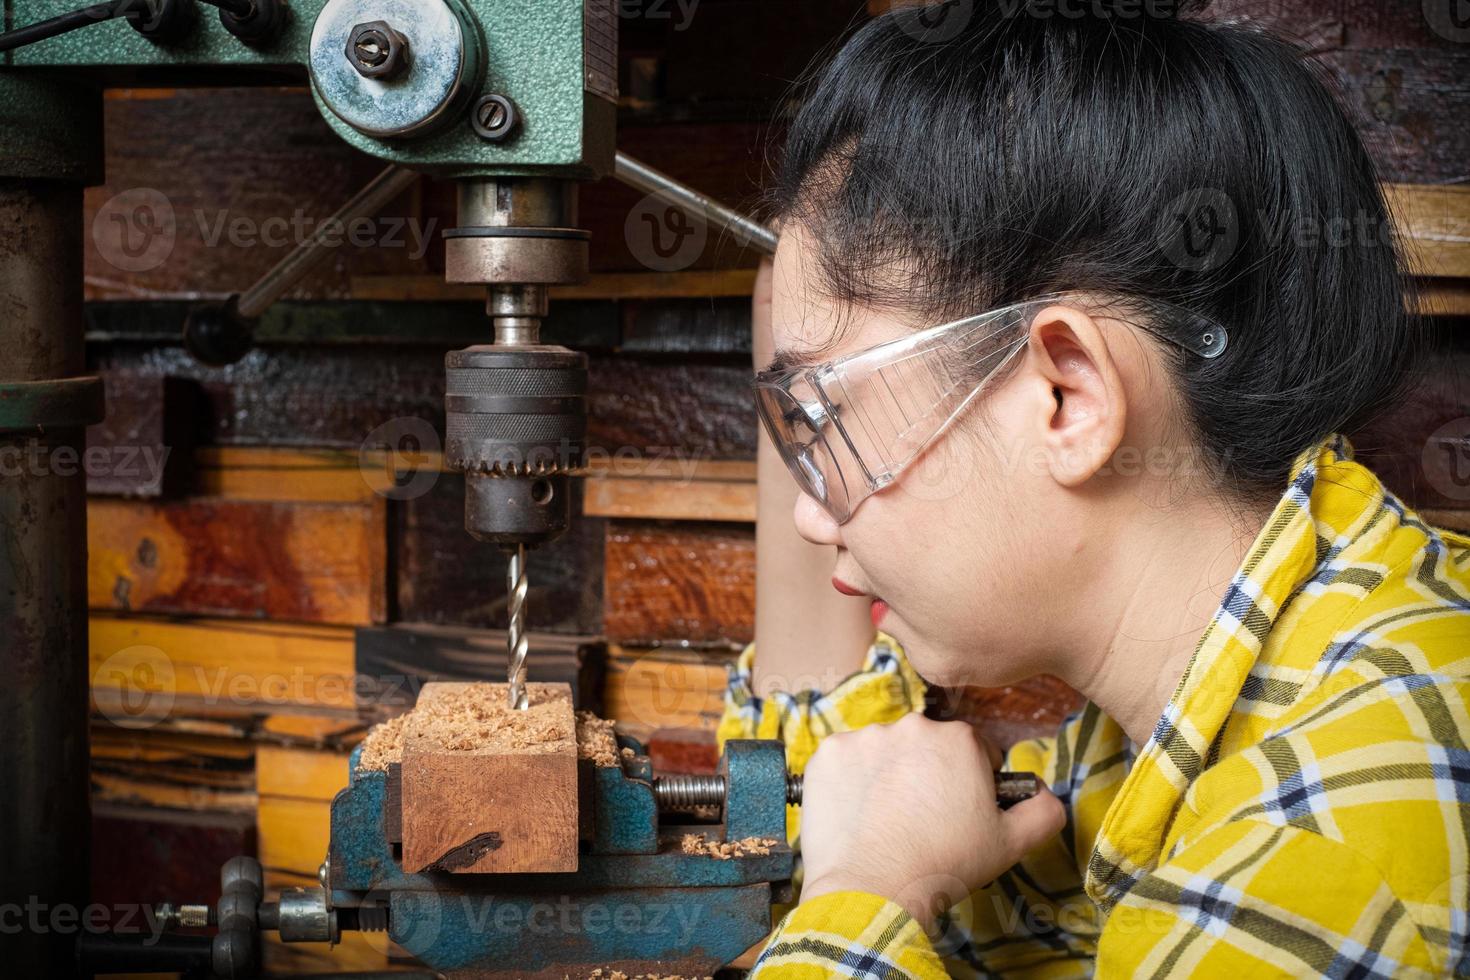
xmin=999 ymin=786 xmax=1067 ymax=857
xmin=971 ymin=726 xmax=1003 ymax=770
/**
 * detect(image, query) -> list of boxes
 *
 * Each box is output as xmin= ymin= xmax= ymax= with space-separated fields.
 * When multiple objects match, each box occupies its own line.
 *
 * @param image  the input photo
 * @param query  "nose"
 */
xmin=793 ymin=492 xmax=844 ymax=547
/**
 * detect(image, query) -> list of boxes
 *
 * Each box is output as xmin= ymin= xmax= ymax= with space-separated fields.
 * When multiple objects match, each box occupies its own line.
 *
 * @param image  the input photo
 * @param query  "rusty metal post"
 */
xmin=0 ymin=76 xmax=104 ymax=978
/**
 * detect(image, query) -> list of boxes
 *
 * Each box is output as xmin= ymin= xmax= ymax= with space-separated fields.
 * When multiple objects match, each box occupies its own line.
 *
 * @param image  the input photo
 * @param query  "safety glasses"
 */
xmin=752 ymin=294 xmax=1228 ymax=524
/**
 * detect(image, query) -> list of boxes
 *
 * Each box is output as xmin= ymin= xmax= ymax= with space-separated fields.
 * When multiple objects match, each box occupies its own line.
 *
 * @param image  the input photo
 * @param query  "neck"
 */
xmin=1052 ymin=491 xmax=1274 ymax=748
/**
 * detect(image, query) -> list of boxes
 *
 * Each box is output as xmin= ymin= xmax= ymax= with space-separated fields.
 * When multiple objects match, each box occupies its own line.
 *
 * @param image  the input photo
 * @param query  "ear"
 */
xmin=1024 ymin=305 xmax=1127 ymax=488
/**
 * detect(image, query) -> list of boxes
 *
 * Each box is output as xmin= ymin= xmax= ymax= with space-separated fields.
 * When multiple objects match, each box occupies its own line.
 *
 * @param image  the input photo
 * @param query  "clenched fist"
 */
xmin=797 ymin=713 xmax=1066 ymax=934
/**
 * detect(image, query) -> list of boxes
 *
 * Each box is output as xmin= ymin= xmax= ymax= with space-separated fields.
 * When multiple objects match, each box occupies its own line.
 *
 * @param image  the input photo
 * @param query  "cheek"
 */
xmin=846 ymin=447 xmax=989 ymax=621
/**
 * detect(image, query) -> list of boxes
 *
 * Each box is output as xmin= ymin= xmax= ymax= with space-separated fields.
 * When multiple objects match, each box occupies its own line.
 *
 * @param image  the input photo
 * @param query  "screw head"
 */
xmin=346 ymin=20 xmax=410 ymax=80
xmin=471 ymin=94 xmax=520 ymax=142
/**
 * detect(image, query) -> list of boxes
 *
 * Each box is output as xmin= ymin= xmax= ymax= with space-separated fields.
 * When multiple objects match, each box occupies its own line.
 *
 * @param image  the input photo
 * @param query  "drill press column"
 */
xmin=443 ymin=177 xmax=591 ymax=708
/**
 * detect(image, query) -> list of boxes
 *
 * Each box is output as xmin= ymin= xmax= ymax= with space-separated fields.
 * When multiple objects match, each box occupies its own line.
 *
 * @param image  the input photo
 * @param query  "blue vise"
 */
xmin=326 ymin=736 xmax=794 ymax=977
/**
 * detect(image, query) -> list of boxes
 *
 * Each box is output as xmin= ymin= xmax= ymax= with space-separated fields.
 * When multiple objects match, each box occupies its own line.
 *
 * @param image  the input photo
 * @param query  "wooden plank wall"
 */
xmin=74 ymin=1 xmax=1468 ymax=972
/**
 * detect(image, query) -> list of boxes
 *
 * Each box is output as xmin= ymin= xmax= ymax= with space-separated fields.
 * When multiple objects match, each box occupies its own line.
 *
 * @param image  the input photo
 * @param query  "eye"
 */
xmin=800 ymin=398 xmax=830 ymax=429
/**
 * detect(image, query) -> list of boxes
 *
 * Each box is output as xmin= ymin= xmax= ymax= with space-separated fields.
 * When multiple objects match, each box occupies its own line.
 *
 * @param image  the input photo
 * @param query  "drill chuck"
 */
xmin=444 ymin=344 xmax=588 ymax=547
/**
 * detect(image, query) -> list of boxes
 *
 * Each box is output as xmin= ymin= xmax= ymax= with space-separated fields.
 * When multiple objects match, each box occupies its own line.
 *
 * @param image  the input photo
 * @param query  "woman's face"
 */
xmin=768 ymin=227 xmax=1122 ymax=688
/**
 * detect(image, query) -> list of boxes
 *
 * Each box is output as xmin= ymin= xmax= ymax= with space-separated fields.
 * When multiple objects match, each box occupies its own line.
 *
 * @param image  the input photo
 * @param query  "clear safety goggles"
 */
xmin=752 ymin=294 xmax=1228 ymax=524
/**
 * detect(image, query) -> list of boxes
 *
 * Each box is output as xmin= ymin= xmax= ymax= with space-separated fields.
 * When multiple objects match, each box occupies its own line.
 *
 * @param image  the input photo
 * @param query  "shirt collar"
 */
xmin=1085 ymin=433 xmax=1371 ymax=907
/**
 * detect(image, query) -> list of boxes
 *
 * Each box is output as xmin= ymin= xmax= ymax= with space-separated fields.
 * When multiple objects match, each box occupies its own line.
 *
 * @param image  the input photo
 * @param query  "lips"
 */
xmin=834 ymin=577 xmax=890 ymax=627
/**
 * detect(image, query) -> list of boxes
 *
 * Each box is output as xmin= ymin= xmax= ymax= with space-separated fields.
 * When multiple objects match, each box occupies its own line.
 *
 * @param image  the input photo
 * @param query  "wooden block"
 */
xmin=399 ymin=682 xmax=579 ymax=874
xmin=191 ymin=446 xmax=375 ymax=504
xmin=88 ymin=343 xmax=446 ymax=450
xmin=1350 ymin=348 xmax=1470 ymax=510
xmin=1384 ymin=184 xmax=1470 ymax=279
xmin=927 ymin=676 xmax=1086 ymax=752
xmin=260 ymin=713 xmax=366 ymax=744
xmin=603 ymin=646 xmax=733 ymax=734
xmin=646 ymin=726 xmax=720 ymax=775
xmin=90 ymin=615 xmax=358 ymax=718
xmin=1417 ymin=281 xmax=1470 ymax=318
xmin=1423 ymin=509 xmax=1470 ymax=535
xmin=588 ymin=356 xmax=756 ymax=461
xmin=603 ymin=520 xmax=755 ymax=646
xmin=258 ymin=796 xmax=331 ymax=879
xmin=394 ymin=474 xmax=604 ymax=634
xmin=90 ymin=726 xmax=257 ymax=813
xmin=92 ymin=804 xmax=255 ymax=910
xmin=263 ymin=929 xmax=391 ymax=977
xmin=584 ymin=459 xmax=756 ymax=523
xmin=256 ymin=745 xmax=351 ymax=802
xmin=87 ymin=497 xmax=386 ymax=625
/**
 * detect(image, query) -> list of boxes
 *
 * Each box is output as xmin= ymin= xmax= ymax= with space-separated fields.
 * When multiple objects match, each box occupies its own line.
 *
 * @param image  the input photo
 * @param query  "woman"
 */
xmin=717 ymin=2 xmax=1470 ymax=977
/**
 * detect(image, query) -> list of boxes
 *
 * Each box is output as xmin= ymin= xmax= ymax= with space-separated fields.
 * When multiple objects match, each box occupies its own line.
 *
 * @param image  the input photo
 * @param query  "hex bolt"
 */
xmin=471 ymin=94 xmax=521 ymax=142
xmin=345 ymin=21 xmax=410 ymax=80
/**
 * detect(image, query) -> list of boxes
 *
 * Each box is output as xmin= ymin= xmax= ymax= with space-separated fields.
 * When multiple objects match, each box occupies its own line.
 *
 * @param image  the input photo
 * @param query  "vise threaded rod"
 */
xmin=653 ymin=772 xmax=1039 ymax=811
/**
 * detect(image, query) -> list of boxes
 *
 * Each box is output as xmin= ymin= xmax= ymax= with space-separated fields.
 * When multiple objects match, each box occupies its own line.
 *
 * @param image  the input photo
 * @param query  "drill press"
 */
xmin=442 ymin=177 xmax=591 ymax=709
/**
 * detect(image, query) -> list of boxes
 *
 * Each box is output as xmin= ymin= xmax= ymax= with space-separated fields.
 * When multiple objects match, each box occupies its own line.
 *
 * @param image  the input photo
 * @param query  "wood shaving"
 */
xmin=357 ymin=712 xmax=408 ymax=772
xmin=575 ymin=710 xmax=621 ymax=767
xmin=679 ymin=832 xmax=780 ymax=859
xmin=409 ymin=683 xmax=572 ymax=754
xmin=357 ymin=684 xmax=612 ymax=772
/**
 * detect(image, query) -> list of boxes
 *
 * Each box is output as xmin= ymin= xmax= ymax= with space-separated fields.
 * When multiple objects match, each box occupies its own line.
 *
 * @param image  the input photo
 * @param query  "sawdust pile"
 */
xmin=583 ymin=971 xmax=713 ymax=980
xmin=575 ymin=711 xmax=633 ymax=768
xmin=358 ymin=684 xmax=621 ymax=771
xmin=357 ymin=712 xmax=408 ymax=772
xmin=679 ymin=833 xmax=780 ymax=859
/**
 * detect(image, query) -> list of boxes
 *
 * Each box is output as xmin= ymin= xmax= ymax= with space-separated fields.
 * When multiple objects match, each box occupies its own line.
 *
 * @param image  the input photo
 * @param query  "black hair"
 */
xmin=770 ymin=0 xmax=1423 ymax=498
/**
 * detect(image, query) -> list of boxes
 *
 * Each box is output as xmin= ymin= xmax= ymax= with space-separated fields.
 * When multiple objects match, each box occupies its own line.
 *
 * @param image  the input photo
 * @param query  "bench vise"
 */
xmin=321 ymin=736 xmax=795 ymax=977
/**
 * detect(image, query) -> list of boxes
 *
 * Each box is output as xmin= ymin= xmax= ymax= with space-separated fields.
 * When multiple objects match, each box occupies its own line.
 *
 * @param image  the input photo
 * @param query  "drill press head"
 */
xmin=443 ymin=177 xmax=590 ymax=549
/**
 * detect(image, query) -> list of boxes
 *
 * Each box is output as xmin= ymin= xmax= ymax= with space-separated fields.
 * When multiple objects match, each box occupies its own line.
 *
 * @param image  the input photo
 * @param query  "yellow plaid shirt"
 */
xmin=719 ymin=434 xmax=1470 ymax=977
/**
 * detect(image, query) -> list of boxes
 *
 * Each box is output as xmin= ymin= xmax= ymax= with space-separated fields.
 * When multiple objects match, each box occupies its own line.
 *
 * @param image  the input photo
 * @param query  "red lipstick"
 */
xmin=831 ymin=577 xmax=864 ymax=597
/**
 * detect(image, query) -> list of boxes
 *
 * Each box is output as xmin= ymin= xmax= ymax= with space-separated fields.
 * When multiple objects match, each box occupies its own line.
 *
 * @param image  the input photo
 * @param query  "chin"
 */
xmin=897 ymin=630 xmax=1030 ymax=691
xmin=891 ymin=632 xmax=966 ymax=688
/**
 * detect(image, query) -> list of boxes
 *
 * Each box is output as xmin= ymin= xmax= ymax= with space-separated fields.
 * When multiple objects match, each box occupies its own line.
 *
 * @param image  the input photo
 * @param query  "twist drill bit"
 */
xmin=506 ymin=544 xmax=529 ymax=710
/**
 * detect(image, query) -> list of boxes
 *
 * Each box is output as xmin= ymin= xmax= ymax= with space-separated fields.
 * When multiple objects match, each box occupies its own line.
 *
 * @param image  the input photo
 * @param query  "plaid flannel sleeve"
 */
xmin=716 ymin=633 xmax=928 ymax=895
xmin=1096 ymin=817 xmax=1441 ymax=976
xmin=716 ymin=631 xmax=928 ymax=778
xmin=748 ymin=723 xmax=1100 ymax=979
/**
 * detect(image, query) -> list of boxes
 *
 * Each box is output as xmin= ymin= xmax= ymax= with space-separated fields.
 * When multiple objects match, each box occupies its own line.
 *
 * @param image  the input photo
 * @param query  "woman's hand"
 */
xmin=797 ymin=713 xmax=1066 ymax=933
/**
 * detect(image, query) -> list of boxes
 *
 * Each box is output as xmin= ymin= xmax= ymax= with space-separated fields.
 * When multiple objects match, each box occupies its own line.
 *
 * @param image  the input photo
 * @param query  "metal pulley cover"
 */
xmin=309 ymin=0 xmax=482 ymax=139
